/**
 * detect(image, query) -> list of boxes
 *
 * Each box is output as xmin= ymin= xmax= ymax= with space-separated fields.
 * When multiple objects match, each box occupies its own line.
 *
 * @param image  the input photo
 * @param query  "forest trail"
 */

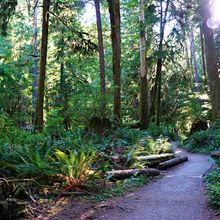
xmin=45 ymin=144 xmax=219 ymax=220
xmin=82 ymin=144 xmax=219 ymax=220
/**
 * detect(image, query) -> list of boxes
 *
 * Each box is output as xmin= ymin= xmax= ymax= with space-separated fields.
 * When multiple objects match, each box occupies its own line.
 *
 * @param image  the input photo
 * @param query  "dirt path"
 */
xmin=42 ymin=145 xmax=219 ymax=220
xmin=83 ymin=146 xmax=219 ymax=220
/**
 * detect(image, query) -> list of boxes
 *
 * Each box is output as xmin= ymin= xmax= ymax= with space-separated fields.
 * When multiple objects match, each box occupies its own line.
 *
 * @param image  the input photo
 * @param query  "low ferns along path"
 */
xmin=84 ymin=144 xmax=218 ymax=220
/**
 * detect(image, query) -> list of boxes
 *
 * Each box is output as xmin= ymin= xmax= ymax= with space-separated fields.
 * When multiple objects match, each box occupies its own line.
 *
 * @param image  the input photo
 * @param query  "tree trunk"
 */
xmin=60 ymin=61 xmax=69 ymax=131
xmin=32 ymin=0 xmax=38 ymax=127
xmin=59 ymin=38 xmax=65 ymax=102
xmin=184 ymin=41 xmax=191 ymax=69
xmin=155 ymin=0 xmax=170 ymax=126
xmin=35 ymin=0 xmax=50 ymax=131
xmin=94 ymin=0 xmax=106 ymax=96
xmin=59 ymin=38 xmax=69 ymax=131
xmin=190 ymin=25 xmax=199 ymax=90
xmin=201 ymin=1 xmax=220 ymax=120
xmin=199 ymin=24 xmax=207 ymax=83
xmin=108 ymin=0 xmax=121 ymax=123
xmin=139 ymin=0 xmax=148 ymax=130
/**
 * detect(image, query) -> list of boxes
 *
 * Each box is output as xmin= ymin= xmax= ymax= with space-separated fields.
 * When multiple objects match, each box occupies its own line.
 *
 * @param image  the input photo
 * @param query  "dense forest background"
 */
xmin=0 ymin=0 xmax=220 ymax=218
xmin=1 ymin=0 xmax=219 ymax=132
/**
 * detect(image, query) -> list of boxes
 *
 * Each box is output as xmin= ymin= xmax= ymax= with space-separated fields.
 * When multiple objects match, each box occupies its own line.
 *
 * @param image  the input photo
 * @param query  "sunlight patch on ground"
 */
xmin=165 ymin=175 xmax=202 ymax=178
xmin=175 ymin=150 xmax=183 ymax=154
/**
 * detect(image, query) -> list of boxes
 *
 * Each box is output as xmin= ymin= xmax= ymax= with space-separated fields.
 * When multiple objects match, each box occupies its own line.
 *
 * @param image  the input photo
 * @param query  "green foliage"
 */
xmin=205 ymin=163 xmax=220 ymax=211
xmin=114 ymin=127 xmax=142 ymax=146
xmin=52 ymin=147 xmax=96 ymax=180
xmin=138 ymin=136 xmax=172 ymax=156
xmin=44 ymin=109 xmax=65 ymax=137
xmin=148 ymin=124 xmax=178 ymax=141
xmin=0 ymin=112 xmax=14 ymax=134
xmin=176 ymin=93 xmax=210 ymax=135
xmin=15 ymin=146 xmax=53 ymax=177
xmin=0 ymin=0 xmax=17 ymax=36
xmin=184 ymin=122 xmax=220 ymax=154
xmin=0 ymin=136 xmax=97 ymax=182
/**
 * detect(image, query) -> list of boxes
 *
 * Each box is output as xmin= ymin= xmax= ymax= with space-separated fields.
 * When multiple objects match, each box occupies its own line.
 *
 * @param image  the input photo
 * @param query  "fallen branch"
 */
xmin=6 ymin=178 xmax=39 ymax=186
xmin=159 ymin=156 xmax=188 ymax=170
xmin=49 ymin=191 xmax=90 ymax=197
xmin=106 ymin=168 xmax=160 ymax=180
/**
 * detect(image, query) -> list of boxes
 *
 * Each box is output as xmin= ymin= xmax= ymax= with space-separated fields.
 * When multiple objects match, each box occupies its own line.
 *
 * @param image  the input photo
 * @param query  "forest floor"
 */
xmin=35 ymin=144 xmax=220 ymax=220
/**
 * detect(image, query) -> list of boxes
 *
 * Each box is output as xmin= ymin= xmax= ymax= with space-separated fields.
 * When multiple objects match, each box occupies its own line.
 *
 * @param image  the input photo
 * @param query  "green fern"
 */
xmin=53 ymin=148 xmax=96 ymax=180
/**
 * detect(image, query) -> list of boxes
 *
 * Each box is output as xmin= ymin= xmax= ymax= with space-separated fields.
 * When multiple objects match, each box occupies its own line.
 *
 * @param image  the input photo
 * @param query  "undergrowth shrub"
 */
xmin=138 ymin=136 xmax=172 ymax=155
xmin=176 ymin=93 xmax=210 ymax=135
xmin=0 ymin=121 xmax=176 ymax=189
xmin=44 ymin=109 xmax=65 ymax=138
xmin=205 ymin=159 xmax=220 ymax=211
xmin=0 ymin=113 xmax=14 ymax=135
xmin=114 ymin=127 xmax=143 ymax=145
xmin=15 ymin=145 xmax=54 ymax=177
xmin=184 ymin=121 xmax=220 ymax=154
xmin=148 ymin=123 xmax=178 ymax=141
xmin=52 ymin=147 xmax=96 ymax=181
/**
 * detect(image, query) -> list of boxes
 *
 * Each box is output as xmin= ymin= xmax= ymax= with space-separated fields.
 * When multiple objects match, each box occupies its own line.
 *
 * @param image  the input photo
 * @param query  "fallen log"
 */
xmin=211 ymin=151 xmax=220 ymax=158
xmin=108 ymin=153 xmax=174 ymax=163
xmin=106 ymin=168 xmax=160 ymax=180
xmin=159 ymin=156 xmax=188 ymax=170
xmin=145 ymin=158 xmax=175 ymax=168
xmin=136 ymin=153 xmax=174 ymax=161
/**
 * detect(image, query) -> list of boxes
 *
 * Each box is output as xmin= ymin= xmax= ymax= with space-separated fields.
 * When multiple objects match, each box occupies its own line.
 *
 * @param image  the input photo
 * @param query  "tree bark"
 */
xmin=201 ymin=0 xmax=220 ymax=120
xmin=139 ymin=0 xmax=149 ymax=130
xmin=94 ymin=0 xmax=106 ymax=96
xmin=108 ymin=0 xmax=121 ymax=123
xmin=32 ymin=0 xmax=38 ymax=126
xmin=35 ymin=0 xmax=50 ymax=131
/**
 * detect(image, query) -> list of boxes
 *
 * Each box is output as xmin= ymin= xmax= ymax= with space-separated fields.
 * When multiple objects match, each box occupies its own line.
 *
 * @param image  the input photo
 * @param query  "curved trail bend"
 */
xmin=89 ymin=144 xmax=219 ymax=220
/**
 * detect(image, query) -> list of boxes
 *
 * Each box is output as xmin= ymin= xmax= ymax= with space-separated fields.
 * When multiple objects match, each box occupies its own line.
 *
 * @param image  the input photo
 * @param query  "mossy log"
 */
xmin=136 ymin=153 xmax=175 ymax=161
xmin=159 ymin=156 xmax=188 ymax=170
xmin=106 ymin=168 xmax=160 ymax=180
xmin=108 ymin=153 xmax=174 ymax=164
